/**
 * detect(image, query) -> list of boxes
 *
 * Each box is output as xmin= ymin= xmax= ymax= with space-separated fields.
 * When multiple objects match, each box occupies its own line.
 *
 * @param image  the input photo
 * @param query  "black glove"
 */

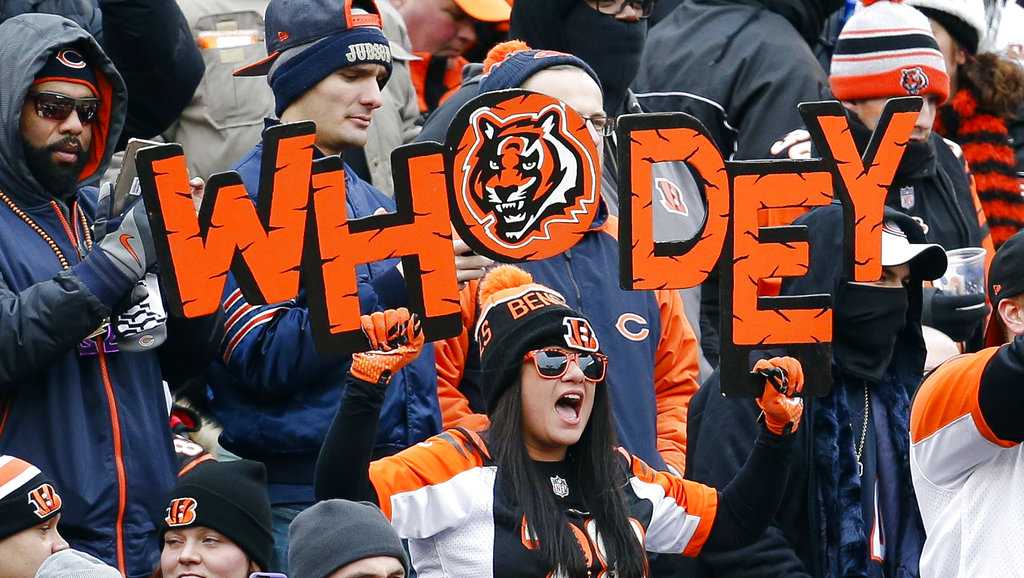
xmin=922 ymin=287 xmax=989 ymax=342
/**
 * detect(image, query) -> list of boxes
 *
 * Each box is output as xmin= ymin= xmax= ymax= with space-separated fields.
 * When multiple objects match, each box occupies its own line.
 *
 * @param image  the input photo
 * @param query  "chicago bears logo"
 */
xmin=56 ymin=49 xmax=87 ymax=69
xmin=165 ymin=497 xmax=198 ymax=527
xmin=449 ymin=91 xmax=599 ymax=261
xmin=615 ymin=313 xmax=649 ymax=341
xmin=563 ymin=316 xmax=599 ymax=352
xmin=900 ymin=67 xmax=929 ymax=96
xmin=27 ymin=483 xmax=62 ymax=518
xmin=655 ymin=177 xmax=689 ymax=216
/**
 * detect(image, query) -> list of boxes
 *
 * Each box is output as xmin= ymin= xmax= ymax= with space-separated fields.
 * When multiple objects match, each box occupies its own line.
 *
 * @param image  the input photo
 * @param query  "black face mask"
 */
xmin=833 ymin=283 xmax=909 ymax=383
xmin=563 ymin=5 xmax=646 ymax=115
xmin=897 ymin=137 xmax=937 ymax=179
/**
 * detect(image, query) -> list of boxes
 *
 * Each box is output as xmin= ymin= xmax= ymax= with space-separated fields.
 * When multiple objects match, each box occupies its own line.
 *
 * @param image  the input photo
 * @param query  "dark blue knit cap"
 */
xmin=233 ymin=0 xmax=392 ymax=116
xmin=479 ymin=45 xmax=602 ymax=94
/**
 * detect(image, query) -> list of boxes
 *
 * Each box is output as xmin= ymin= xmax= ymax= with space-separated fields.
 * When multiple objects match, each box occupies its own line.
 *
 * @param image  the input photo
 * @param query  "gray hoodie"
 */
xmin=35 ymin=549 xmax=121 ymax=578
xmin=0 ymin=12 xmax=126 ymax=207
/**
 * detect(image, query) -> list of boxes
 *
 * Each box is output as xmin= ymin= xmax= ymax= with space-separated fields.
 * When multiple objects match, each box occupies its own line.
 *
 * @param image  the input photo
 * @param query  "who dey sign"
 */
xmin=135 ymin=90 xmax=923 ymax=397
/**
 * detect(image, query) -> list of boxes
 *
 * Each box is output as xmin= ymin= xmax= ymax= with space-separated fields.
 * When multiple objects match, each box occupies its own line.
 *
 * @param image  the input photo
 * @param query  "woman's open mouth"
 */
xmin=554 ymin=392 xmax=583 ymax=425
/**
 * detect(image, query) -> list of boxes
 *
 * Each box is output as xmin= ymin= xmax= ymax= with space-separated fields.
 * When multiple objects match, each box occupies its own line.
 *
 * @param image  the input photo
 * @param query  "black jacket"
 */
xmin=2 ymin=0 xmax=204 ymax=148
xmin=633 ymin=0 xmax=839 ymax=160
xmin=686 ymin=204 xmax=927 ymax=578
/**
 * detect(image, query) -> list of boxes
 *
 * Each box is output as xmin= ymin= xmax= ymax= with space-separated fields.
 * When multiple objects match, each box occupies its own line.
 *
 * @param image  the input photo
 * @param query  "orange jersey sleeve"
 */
xmin=653 ymin=287 xmax=701 ymax=474
xmin=434 ymin=280 xmax=490 ymax=431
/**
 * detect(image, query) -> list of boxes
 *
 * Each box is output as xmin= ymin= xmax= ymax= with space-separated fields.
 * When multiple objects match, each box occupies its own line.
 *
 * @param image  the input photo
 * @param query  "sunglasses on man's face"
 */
xmin=524 ymin=348 xmax=608 ymax=382
xmin=28 ymin=92 xmax=100 ymax=124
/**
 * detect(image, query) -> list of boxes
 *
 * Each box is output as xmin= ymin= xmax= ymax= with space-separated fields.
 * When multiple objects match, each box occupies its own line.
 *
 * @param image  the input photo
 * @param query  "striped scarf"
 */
xmin=936 ymin=88 xmax=1024 ymax=247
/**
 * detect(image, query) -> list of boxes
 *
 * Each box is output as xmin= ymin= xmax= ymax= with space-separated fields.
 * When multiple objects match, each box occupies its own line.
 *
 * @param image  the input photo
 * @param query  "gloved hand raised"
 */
xmin=349 ymin=308 xmax=425 ymax=385
xmin=922 ymin=287 xmax=988 ymax=342
xmin=92 ymin=197 xmax=157 ymax=283
xmin=754 ymin=357 xmax=805 ymax=436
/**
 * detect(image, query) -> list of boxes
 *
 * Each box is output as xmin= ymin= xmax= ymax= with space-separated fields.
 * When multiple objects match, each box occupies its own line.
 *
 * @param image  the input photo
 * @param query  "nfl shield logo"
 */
xmin=550 ymin=475 xmax=569 ymax=498
xmin=900 ymin=186 xmax=915 ymax=209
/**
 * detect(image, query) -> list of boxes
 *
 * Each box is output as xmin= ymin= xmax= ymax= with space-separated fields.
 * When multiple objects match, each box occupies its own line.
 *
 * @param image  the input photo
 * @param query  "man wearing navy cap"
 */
xmin=208 ymin=0 xmax=490 ymax=571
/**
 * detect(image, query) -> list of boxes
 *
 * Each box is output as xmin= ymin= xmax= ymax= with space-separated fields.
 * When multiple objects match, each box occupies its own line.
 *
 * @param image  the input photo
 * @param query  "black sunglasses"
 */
xmin=594 ymin=0 xmax=656 ymax=18
xmin=525 ymin=348 xmax=608 ymax=381
xmin=27 ymin=92 xmax=100 ymax=124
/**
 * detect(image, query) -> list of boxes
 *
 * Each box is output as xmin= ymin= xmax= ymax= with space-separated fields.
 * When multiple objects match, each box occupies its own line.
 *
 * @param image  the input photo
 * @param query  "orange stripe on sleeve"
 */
xmin=434 ymin=280 xmax=491 ymax=431
xmin=629 ymin=453 xmax=719 ymax=556
xmin=911 ymin=347 xmax=1013 ymax=447
xmin=369 ymin=429 xmax=487 ymax=520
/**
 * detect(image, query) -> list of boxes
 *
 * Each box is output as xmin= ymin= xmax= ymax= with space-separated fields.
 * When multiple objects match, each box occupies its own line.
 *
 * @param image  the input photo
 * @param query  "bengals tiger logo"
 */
xmin=900 ymin=67 xmax=929 ymax=96
xmin=563 ymin=316 xmax=599 ymax=352
xmin=449 ymin=91 xmax=599 ymax=262
xmin=27 ymin=483 xmax=62 ymax=518
xmin=165 ymin=497 xmax=198 ymax=527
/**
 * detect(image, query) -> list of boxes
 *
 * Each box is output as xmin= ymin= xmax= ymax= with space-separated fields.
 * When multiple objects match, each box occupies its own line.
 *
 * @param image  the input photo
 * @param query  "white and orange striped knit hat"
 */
xmin=830 ymin=0 xmax=950 ymax=103
xmin=0 ymin=455 xmax=62 ymax=540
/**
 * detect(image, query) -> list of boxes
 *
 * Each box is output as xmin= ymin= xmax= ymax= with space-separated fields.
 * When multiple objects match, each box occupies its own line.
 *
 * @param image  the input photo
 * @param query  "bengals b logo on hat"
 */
xmin=27 ymin=483 xmax=62 ymax=518
xmin=165 ymin=497 xmax=198 ymax=527
xmin=563 ymin=317 xmax=599 ymax=352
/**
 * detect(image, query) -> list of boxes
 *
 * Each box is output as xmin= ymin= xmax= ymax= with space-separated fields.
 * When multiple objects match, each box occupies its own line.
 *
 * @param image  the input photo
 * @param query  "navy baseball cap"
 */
xmin=990 ymin=229 xmax=1024 ymax=306
xmin=235 ymin=0 xmax=386 ymax=77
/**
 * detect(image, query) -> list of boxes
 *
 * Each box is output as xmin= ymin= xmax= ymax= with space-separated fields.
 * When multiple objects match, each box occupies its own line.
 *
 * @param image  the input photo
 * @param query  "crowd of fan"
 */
xmin=1 ymin=0 xmax=1023 ymax=577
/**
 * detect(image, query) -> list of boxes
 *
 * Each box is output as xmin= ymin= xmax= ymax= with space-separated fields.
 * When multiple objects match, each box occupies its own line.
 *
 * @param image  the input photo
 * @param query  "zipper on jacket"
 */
xmin=563 ymin=251 xmax=584 ymax=307
xmin=96 ymin=348 xmax=128 ymax=575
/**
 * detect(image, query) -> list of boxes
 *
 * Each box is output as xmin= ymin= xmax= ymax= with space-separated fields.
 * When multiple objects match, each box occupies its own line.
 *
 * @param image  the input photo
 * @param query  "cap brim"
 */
xmin=881 ymin=229 xmax=948 ymax=281
xmin=233 ymin=51 xmax=280 ymax=77
xmin=454 ymin=0 xmax=510 ymax=22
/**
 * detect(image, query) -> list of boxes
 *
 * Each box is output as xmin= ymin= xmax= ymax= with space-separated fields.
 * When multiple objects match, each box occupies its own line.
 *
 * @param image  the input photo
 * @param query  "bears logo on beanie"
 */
xmin=0 ymin=455 xmax=62 ymax=541
xmin=475 ymin=265 xmax=602 ymax=413
xmin=831 ymin=0 xmax=950 ymax=103
xmin=34 ymin=46 xmax=98 ymax=96
xmin=161 ymin=460 xmax=273 ymax=571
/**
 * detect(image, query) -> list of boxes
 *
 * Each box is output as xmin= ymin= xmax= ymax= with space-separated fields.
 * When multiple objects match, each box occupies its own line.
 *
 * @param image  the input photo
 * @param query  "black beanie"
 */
xmin=162 ymin=460 xmax=273 ymax=571
xmin=0 ymin=455 xmax=62 ymax=541
xmin=34 ymin=45 xmax=99 ymax=96
xmin=475 ymin=265 xmax=602 ymax=414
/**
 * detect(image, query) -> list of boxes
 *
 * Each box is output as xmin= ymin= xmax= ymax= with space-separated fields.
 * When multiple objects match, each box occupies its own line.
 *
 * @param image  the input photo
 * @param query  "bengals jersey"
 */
xmin=369 ymin=428 xmax=718 ymax=577
xmin=910 ymin=336 xmax=1024 ymax=576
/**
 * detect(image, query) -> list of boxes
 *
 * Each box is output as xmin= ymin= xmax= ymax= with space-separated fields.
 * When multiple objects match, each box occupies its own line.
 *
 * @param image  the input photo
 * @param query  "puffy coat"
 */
xmin=208 ymin=124 xmax=441 ymax=504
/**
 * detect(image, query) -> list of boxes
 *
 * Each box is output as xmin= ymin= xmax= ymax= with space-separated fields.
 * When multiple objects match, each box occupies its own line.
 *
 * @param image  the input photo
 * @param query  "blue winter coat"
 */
xmin=208 ymin=127 xmax=440 ymax=504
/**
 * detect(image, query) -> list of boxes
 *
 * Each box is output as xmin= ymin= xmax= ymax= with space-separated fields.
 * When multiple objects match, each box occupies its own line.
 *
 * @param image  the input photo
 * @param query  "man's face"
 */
xmin=19 ymin=80 xmax=96 ymax=195
xmin=280 ymin=64 xmax=386 ymax=156
xmin=394 ymin=0 xmax=477 ymax=56
xmin=521 ymin=67 xmax=606 ymax=159
xmin=846 ymin=95 xmax=938 ymax=142
xmin=327 ymin=555 xmax=405 ymax=578
xmin=0 ymin=516 xmax=69 ymax=578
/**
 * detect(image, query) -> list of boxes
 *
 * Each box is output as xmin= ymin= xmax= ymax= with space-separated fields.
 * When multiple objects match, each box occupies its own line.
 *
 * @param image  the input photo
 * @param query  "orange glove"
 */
xmin=754 ymin=357 xmax=805 ymax=435
xmin=350 ymin=308 xmax=424 ymax=384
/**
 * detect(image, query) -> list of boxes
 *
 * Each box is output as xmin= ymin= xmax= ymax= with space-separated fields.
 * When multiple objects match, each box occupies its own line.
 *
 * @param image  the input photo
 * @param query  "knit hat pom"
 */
xmin=478 ymin=265 xmax=535 ymax=306
xmin=483 ymin=40 xmax=531 ymax=74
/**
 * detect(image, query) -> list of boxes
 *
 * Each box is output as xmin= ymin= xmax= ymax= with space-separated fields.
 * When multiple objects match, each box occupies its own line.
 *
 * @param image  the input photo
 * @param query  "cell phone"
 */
xmin=249 ymin=573 xmax=288 ymax=578
xmin=110 ymin=138 xmax=161 ymax=217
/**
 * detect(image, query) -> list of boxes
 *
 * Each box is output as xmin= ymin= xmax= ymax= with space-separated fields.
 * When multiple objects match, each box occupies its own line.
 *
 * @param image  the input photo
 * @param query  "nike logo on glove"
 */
xmin=119 ymin=233 xmax=142 ymax=266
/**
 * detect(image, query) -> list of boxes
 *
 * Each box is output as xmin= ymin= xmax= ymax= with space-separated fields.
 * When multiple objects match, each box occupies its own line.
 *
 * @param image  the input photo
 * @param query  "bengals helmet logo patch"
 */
xmin=27 ymin=483 xmax=62 ymax=518
xmin=563 ymin=317 xmax=599 ymax=352
xmin=165 ymin=497 xmax=198 ymax=527
xmin=656 ymin=177 xmax=689 ymax=216
xmin=900 ymin=67 xmax=929 ymax=96
xmin=448 ymin=91 xmax=599 ymax=262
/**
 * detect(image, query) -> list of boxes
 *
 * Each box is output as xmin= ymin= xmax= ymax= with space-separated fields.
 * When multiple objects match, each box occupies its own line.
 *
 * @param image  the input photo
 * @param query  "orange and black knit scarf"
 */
xmin=936 ymin=88 xmax=1023 ymax=248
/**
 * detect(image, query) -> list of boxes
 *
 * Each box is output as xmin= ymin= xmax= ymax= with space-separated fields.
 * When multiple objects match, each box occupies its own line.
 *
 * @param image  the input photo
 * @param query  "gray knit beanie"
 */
xmin=288 ymin=499 xmax=409 ymax=578
xmin=34 ymin=549 xmax=120 ymax=578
